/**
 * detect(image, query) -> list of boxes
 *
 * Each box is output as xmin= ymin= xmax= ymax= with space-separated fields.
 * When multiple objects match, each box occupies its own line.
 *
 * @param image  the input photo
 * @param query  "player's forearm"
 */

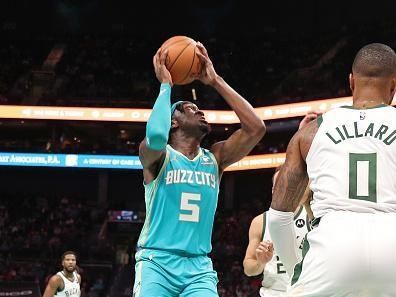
xmin=146 ymin=83 xmax=172 ymax=150
xmin=267 ymin=208 xmax=300 ymax=277
xmin=210 ymin=76 xmax=265 ymax=136
xmin=243 ymin=259 xmax=266 ymax=276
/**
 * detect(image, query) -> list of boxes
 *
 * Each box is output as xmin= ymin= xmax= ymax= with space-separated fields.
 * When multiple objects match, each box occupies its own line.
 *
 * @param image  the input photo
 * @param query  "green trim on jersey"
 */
xmin=341 ymin=103 xmax=387 ymax=110
xmin=317 ymin=114 xmax=323 ymax=127
xmin=306 ymin=215 xmax=312 ymax=232
xmin=261 ymin=212 xmax=266 ymax=241
xmin=291 ymin=234 xmax=310 ymax=286
xmin=293 ymin=206 xmax=303 ymax=220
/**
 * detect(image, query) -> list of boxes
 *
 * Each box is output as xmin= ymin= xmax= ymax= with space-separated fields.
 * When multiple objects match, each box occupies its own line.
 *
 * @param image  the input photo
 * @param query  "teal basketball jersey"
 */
xmin=137 ymin=144 xmax=220 ymax=256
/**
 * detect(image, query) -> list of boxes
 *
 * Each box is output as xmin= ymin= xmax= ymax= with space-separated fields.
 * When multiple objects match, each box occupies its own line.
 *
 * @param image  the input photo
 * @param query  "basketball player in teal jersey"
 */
xmin=132 ymin=42 xmax=266 ymax=297
xmin=269 ymin=43 xmax=396 ymax=296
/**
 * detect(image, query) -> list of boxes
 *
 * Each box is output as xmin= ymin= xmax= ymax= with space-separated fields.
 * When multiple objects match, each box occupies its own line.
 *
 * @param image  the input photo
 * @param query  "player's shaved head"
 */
xmin=352 ymin=43 xmax=396 ymax=78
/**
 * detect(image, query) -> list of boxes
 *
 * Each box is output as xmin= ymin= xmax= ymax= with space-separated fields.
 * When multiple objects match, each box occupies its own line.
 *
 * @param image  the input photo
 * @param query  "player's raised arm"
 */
xmin=195 ymin=42 xmax=266 ymax=173
xmin=139 ymin=49 xmax=173 ymax=183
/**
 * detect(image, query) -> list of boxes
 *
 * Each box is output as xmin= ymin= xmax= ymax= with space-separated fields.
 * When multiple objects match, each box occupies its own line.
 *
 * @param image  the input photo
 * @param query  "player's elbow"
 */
xmin=250 ymin=120 xmax=266 ymax=139
xmin=243 ymin=268 xmax=255 ymax=277
xmin=146 ymin=134 xmax=168 ymax=151
xmin=242 ymin=262 xmax=249 ymax=276
xmin=242 ymin=260 xmax=258 ymax=277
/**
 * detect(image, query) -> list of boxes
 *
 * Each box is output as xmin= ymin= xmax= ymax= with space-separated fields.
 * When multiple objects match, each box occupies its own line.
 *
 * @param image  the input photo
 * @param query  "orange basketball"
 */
xmin=160 ymin=36 xmax=202 ymax=85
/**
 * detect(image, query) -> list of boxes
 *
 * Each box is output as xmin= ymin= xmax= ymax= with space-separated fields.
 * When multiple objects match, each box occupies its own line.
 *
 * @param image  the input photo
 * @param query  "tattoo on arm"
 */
xmin=287 ymin=170 xmax=308 ymax=211
xmin=271 ymin=135 xmax=309 ymax=212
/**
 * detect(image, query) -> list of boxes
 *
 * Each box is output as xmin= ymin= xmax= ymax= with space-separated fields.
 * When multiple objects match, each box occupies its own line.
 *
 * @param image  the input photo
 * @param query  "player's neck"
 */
xmin=62 ymin=270 xmax=74 ymax=279
xmin=169 ymin=136 xmax=201 ymax=159
xmin=353 ymin=89 xmax=390 ymax=108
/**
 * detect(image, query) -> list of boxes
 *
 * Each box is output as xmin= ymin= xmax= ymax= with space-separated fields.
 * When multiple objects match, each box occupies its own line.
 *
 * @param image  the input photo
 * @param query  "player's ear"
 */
xmin=349 ymin=73 xmax=354 ymax=93
xmin=171 ymin=117 xmax=179 ymax=129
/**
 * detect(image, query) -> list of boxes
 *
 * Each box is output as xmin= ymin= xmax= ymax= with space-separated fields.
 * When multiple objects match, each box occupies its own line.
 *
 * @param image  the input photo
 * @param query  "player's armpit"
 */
xmin=139 ymin=139 xmax=166 ymax=184
xmin=139 ymin=139 xmax=166 ymax=168
xmin=271 ymin=132 xmax=309 ymax=212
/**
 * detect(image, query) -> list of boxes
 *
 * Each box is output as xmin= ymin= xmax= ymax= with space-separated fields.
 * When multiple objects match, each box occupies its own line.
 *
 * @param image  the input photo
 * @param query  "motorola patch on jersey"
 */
xmin=295 ymin=219 xmax=305 ymax=228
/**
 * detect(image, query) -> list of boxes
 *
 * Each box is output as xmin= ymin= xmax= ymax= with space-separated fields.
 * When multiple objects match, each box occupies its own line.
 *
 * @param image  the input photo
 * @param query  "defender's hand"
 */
xmin=256 ymin=240 xmax=274 ymax=264
xmin=299 ymin=111 xmax=322 ymax=130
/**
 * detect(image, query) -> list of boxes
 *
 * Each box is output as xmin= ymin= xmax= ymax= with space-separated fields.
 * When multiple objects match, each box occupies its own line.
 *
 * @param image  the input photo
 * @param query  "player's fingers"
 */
xmin=259 ymin=240 xmax=271 ymax=247
xmin=307 ymin=111 xmax=322 ymax=117
xmin=190 ymin=73 xmax=200 ymax=80
xmin=259 ymin=242 xmax=273 ymax=252
xmin=256 ymin=248 xmax=264 ymax=254
xmin=258 ymin=242 xmax=268 ymax=249
xmin=195 ymin=49 xmax=209 ymax=65
xmin=154 ymin=48 xmax=161 ymax=63
xmin=257 ymin=245 xmax=269 ymax=253
xmin=196 ymin=42 xmax=208 ymax=56
xmin=261 ymin=241 xmax=273 ymax=247
xmin=159 ymin=49 xmax=168 ymax=66
xmin=153 ymin=56 xmax=159 ymax=73
xmin=305 ymin=114 xmax=318 ymax=121
xmin=257 ymin=244 xmax=267 ymax=251
xmin=301 ymin=115 xmax=317 ymax=123
xmin=153 ymin=49 xmax=158 ymax=62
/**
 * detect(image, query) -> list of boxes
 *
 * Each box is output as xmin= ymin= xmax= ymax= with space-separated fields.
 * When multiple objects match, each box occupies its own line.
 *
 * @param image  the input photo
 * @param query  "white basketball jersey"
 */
xmin=307 ymin=105 xmax=396 ymax=218
xmin=262 ymin=206 xmax=309 ymax=291
xmin=55 ymin=271 xmax=80 ymax=297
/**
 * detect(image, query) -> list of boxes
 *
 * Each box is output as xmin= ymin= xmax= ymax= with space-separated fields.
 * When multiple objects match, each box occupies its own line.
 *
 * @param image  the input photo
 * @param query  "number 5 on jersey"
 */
xmin=179 ymin=192 xmax=201 ymax=222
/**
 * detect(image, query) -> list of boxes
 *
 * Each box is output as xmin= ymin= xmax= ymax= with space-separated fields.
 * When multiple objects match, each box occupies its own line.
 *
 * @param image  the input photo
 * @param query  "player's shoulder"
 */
xmin=250 ymin=213 xmax=264 ymax=228
xmin=248 ymin=213 xmax=265 ymax=238
xmin=49 ymin=273 xmax=64 ymax=287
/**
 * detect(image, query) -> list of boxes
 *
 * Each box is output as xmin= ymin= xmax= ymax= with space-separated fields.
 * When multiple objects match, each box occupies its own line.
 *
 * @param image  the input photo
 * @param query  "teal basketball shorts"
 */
xmin=133 ymin=248 xmax=218 ymax=297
